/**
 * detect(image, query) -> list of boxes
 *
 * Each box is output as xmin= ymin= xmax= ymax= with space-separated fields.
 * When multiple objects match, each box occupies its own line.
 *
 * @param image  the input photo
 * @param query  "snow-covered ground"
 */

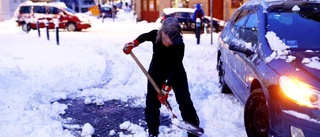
xmin=0 ymin=10 xmax=245 ymax=137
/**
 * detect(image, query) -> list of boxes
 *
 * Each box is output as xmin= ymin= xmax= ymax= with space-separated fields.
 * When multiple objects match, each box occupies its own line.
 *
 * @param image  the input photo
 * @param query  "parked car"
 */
xmin=100 ymin=4 xmax=115 ymax=18
xmin=14 ymin=1 xmax=91 ymax=32
xmin=156 ymin=8 xmax=225 ymax=33
xmin=217 ymin=0 xmax=320 ymax=137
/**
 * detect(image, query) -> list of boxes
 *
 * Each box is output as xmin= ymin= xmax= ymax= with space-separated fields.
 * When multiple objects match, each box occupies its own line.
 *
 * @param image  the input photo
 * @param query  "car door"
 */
xmin=218 ymin=9 xmax=242 ymax=90
xmin=185 ymin=12 xmax=194 ymax=30
xmin=226 ymin=8 xmax=252 ymax=102
xmin=233 ymin=9 xmax=259 ymax=102
xmin=28 ymin=5 xmax=47 ymax=29
xmin=47 ymin=6 xmax=62 ymax=29
xmin=172 ymin=12 xmax=187 ymax=30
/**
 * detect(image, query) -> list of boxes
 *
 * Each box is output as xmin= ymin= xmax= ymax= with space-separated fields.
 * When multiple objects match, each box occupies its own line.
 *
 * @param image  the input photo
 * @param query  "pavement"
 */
xmin=58 ymin=98 xmax=171 ymax=137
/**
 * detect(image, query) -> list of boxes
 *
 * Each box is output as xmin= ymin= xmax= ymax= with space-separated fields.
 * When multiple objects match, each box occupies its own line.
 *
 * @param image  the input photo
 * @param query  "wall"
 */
xmin=135 ymin=0 xmax=141 ymax=21
xmin=188 ymin=0 xmax=207 ymax=13
xmin=0 ymin=0 xmax=26 ymax=21
xmin=0 ymin=0 xmax=10 ymax=21
xmin=224 ymin=0 xmax=247 ymax=21
xmin=158 ymin=0 xmax=170 ymax=17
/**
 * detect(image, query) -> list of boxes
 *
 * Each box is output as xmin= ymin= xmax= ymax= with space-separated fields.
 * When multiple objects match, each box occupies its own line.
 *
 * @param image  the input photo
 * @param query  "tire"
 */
xmin=66 ymin=23 xmax=76 ymax=31
xmin=205 ymin=24 xmax=217 ymax=33
xmin=244 ymin=88 xmax=269 ymax=137
xmin=21 ymin=23 xmax=31 ymax=32
xmin=217 ymin=55 xmax=231 ymax=93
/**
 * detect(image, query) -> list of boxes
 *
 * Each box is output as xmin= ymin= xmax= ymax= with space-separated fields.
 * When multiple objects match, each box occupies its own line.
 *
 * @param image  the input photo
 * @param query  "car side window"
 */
xmin=231 ymin=9 xmax=250 ymax=38
xmin=174 ymin=12 xmax=184 ymax=19
xmin=19 ymin=6 xmax=31 ymax=13
xmin=33 ymin=6 xmax=47 ymax=14
xmin=234 ymin=9 xmax=250 ymax=27
xmin=220 ymin=10 xmax=242 ymax=39
xmin=241 ymin=12 xmax=258 ymax=45
xmin=184 ymin=13 xmax=192 ymax=19
xmin=246 ymin=12 xmax=258 ymax=28
xmin=48 ymin=7 xmax=61 ymax=14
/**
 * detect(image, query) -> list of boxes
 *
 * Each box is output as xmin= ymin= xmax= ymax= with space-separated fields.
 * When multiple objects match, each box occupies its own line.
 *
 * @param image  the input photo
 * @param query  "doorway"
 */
xmin=141 ymin=0 xmax=159 ymax=22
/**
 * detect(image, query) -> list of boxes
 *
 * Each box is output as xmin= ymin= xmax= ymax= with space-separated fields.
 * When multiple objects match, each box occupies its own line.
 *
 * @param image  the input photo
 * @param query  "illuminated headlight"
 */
xmin=290 ymin=126 xmax=305 ymax=137
xmin=280 ymin=76 xmax=320 ymax=108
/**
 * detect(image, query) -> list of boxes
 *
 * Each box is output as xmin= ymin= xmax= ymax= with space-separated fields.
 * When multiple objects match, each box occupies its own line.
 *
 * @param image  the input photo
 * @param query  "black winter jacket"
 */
xmin=135 ymin=29 xmax=185 ymax=86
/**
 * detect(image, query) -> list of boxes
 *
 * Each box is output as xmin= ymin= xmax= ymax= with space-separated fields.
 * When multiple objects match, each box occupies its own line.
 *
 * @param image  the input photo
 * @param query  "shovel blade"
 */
xmin=172 ymin=118 xmax=204 ymax=136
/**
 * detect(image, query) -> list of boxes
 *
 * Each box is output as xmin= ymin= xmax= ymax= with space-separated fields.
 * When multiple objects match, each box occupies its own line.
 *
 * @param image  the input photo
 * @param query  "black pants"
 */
xmin=145 ymin=63 xmax=199 ymax=136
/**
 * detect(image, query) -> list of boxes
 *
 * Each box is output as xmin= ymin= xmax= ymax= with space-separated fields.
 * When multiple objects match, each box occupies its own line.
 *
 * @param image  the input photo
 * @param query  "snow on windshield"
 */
xmin=265 ymin=31 xmax=290 ymax=63
xmin=265 ymin=31 xmax=320 ymax=70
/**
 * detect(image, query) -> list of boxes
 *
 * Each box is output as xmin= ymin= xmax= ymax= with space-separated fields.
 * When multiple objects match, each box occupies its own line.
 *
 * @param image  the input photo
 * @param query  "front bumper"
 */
xmin=77 ymin=23 xmax=91 ymax=29
xmin=268 ymin=89 xmax=320 ymax=137
xmin=278 ymin=110 xmax=320 ymax=136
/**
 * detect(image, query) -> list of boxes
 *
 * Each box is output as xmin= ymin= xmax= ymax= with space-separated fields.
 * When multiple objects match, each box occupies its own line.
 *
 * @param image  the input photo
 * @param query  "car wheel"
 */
xmin=22 ymin=23 xmax=31 ymax=32
xmin=205 ymin=25 xmax=216 ymax=33
xmin=66 ymin=23 xmax=76 ymax=31
xmin=217 ymin=55 xmax=231 ymax=93
xmin=244 ymin=88 xmax=269 ymax=137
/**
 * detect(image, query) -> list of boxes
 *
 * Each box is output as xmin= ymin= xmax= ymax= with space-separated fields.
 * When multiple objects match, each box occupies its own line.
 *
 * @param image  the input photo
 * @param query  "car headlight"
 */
xmin=280 ymin=76 xmax=320 ymax=109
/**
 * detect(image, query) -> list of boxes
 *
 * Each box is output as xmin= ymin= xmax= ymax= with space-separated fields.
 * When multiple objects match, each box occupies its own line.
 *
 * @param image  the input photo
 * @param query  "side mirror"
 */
xmin=229 ymin=44 xmax=254 ymax=56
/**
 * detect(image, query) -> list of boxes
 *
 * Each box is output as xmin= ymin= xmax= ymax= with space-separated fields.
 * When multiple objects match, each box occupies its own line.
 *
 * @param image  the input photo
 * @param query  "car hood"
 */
xmin=268 ymin=50 xmax=320 ymax=84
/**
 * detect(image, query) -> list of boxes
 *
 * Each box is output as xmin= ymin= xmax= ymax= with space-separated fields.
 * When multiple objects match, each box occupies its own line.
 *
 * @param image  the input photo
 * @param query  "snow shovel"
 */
xmin=129 ymin=51 xmax=204 ymax=136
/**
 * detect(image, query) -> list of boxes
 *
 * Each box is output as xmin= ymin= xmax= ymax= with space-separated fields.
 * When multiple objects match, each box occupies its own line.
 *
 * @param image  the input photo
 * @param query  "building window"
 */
xmin=149 ymin=0 xmax=154 ymax=11
xmin=143 ymin=0 xmax=147 ymax=11
xmin=231 ymin=0 xmax=243 ymax=8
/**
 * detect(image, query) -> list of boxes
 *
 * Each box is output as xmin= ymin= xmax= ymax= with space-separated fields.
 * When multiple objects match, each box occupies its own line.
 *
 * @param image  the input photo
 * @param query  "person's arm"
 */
xmin=192 ymin=11 xmax=197 ymax=21
xmin=134 ymin=29 xmax=158 ymax=44
xmin=201 ymin=10 xmax=205 ymax=19
xmin=123 ymin=30 xmax=157 ymax=54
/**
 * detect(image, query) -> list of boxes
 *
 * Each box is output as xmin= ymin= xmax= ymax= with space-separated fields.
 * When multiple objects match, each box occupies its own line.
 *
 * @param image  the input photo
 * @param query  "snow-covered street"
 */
xmin=0 ymin=11 xmax=246 ymax=137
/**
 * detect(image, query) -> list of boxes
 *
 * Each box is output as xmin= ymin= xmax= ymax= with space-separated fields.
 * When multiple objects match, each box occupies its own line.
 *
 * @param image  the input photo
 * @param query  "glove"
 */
xmin=157 ymin=84 xmax=172 ymax=104
xmin=123 ymin=40 xmax=139 ymax=54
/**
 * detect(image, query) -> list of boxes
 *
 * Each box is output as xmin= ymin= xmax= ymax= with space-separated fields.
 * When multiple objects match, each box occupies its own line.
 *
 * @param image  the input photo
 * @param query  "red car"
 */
xmin=15 ymin=1 xmax=91 ymax=32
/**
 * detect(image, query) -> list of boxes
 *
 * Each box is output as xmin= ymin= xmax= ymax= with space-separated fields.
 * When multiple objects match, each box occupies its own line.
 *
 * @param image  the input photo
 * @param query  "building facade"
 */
xmin=136 ymin=0 xmax=246 ymax=22
xmin=0 ymin=0 xmax=26 ymax=21
xmin=0 ymin=0 xmax=247 ymax=22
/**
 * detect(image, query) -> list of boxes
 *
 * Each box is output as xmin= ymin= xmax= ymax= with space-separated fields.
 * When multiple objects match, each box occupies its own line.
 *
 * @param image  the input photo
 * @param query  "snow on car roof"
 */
xmin=163 ymin=8 xmax=195 ymax=14
xmin=161 ymin=7 xmax=225 ymax=23
xmin=101 ymin=4 xmax=113 ymax=8
xmin=48 ymin=2 xmax=68 ymax=8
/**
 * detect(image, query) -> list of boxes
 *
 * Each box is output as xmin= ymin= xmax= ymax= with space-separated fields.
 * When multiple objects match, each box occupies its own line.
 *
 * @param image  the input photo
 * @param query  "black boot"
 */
xmin=148 ymin=133 xmax=158 ymax=137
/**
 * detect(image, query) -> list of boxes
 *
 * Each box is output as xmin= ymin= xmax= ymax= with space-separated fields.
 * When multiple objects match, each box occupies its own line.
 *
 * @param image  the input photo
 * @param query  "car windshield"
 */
xmin=101 ymin=7 xmax=111 ymax=11
xmin=267 ymin=11 xmax=320 ymax=50
xmin=64 ymin=7 xmax=76 ymax=14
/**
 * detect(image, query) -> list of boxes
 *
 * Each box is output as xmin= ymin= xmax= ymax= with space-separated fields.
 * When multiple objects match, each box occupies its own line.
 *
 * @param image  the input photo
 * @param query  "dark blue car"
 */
xmin=100 ymin=4 xmax=115 ymax=18
xmin=217 ymin=0 xmax=320 ymax=137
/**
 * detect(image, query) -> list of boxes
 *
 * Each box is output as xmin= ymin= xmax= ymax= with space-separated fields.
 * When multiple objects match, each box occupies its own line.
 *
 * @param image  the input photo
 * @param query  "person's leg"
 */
xmin=145 ymin=67 xmax=164 ymax=136
xmin=172 ymin=71 xmax=200 ymax=137
xmin=145 ymin=81 xmax=161 ymax=136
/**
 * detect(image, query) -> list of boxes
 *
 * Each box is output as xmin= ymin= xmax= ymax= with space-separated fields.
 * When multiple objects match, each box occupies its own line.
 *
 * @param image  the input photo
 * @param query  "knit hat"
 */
xmin=161 ymin=17 xmax=183 ymax=44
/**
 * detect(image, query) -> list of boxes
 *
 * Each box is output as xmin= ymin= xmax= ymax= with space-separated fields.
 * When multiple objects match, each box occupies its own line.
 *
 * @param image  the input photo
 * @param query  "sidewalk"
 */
xmin=59 ymin=98 xmax=171 ymax=137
